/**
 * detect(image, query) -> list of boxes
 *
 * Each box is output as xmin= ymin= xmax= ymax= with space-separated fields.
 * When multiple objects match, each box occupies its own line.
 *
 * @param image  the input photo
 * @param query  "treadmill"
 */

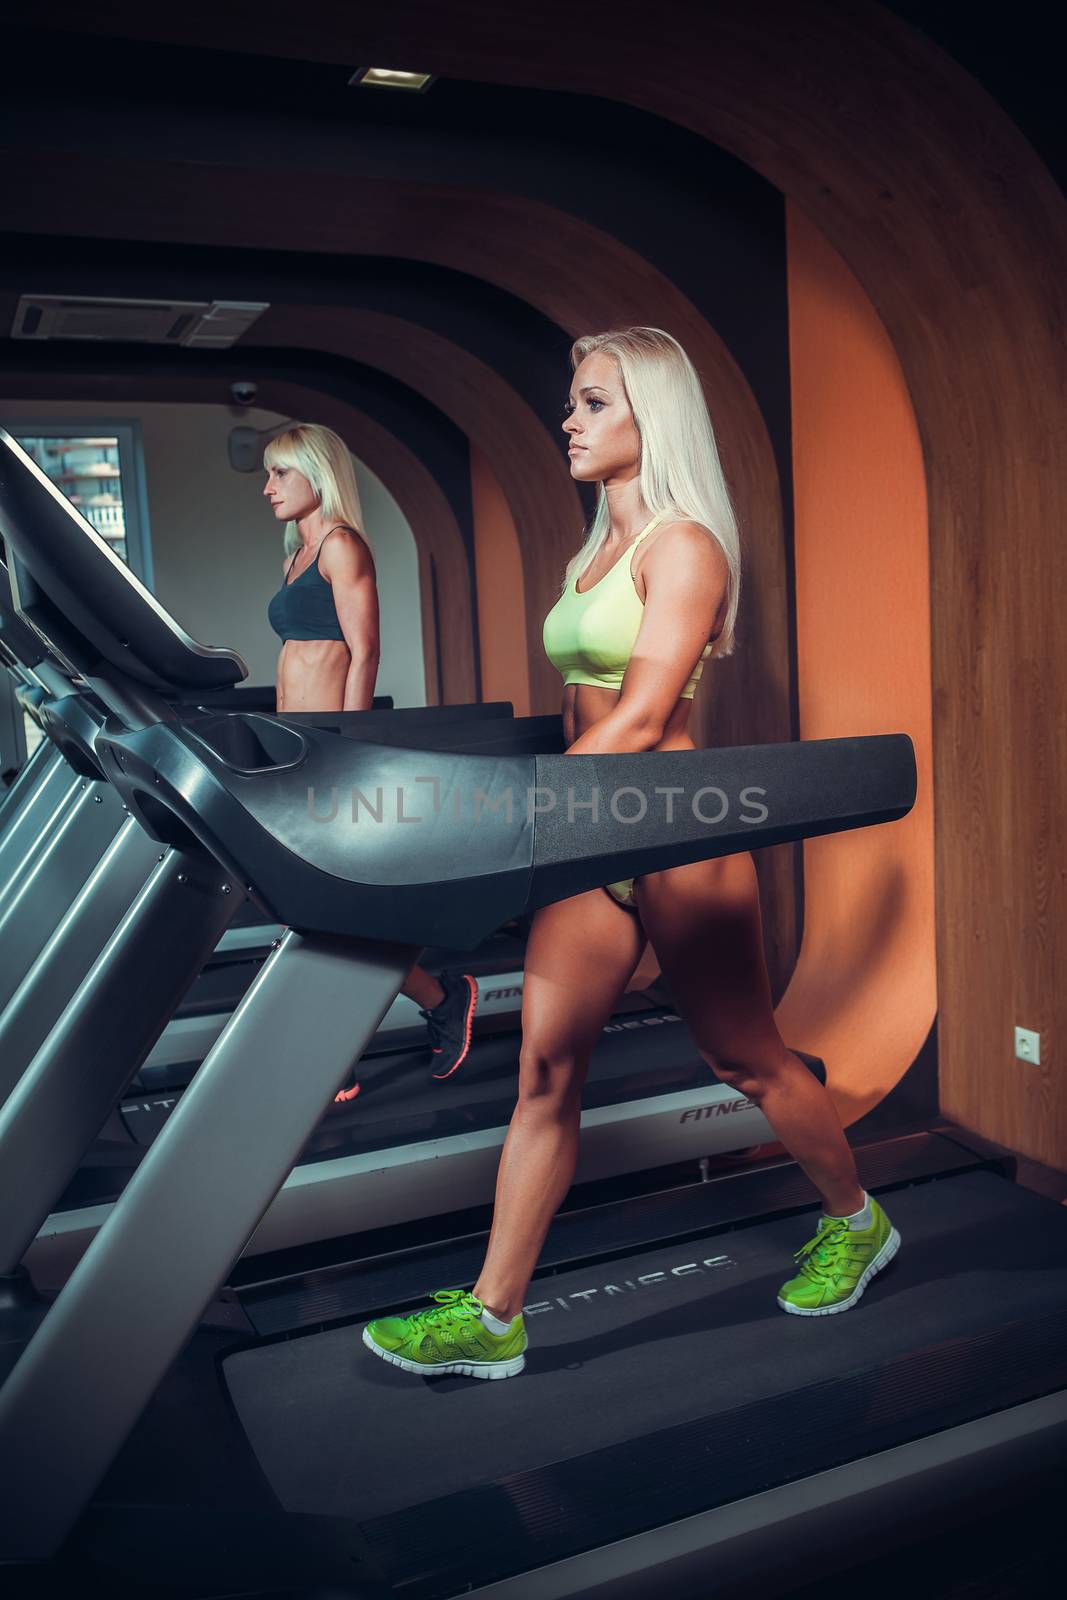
xmin=0 ymin=632 xmax=779 ymax=1293
xmin=2 ymin=428 xmax=1064 ymax=1599
xmin=0 ymin=559 xmax=556 ymax=1277
xmin=0 ymin=548 xmax=830 ymax=1295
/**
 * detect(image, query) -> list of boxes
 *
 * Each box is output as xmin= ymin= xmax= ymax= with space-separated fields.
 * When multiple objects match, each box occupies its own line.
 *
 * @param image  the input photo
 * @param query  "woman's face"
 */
xmin=562 ymin=352 xmax=640 ymax=484
xmin=263 ymin=462 xmax=318 ymax=523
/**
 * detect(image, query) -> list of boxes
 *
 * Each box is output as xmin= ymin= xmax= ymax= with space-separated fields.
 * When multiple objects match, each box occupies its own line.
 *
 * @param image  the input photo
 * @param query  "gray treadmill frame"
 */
xmin=0 ymin=748 xmax=80 ymax=896
xmin=0 ymin=777 xmax=128 ymax=1012
xmin=0 ymin=931 xmax=416 ymax=1558
xmin=0 ymin=814 xmax=163 ymax=1106
xmin=0 ymin=705 xmax=44 ymax=825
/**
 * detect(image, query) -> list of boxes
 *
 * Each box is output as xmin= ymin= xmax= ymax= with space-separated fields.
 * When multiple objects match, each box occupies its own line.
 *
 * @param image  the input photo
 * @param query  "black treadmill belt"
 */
xmin=310 ymin=1007 xmax=704 ymax=1147
xmin=174 ymin=954 xmax=266 ymax=1018
xmin=118 ymin=1005 xmax=717 ymax=1156
xmin=223 ymin=1171 xmax=1067 ymax=1595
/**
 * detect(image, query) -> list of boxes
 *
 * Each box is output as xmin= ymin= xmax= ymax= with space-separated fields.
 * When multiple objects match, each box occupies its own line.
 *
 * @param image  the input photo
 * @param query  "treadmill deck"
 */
xmin=222 ymin=1167 xmax=1067 ymax=1597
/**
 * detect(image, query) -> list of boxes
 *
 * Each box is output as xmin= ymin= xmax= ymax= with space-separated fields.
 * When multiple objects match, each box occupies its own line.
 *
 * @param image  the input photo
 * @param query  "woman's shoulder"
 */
xmin=644 ymin=518 xmax=728 ymax=571
xmin=319 ymin=524 xmax=374 ymax=570
xmin=322 ymin=522 xmax=366 ymax=544
xmin=654 ymin=515 xmax=715 ymax=541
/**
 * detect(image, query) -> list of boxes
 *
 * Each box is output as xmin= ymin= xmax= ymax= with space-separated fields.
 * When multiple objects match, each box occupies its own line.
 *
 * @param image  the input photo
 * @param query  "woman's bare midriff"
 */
xmin=563 ymin=682 xmax=750 ymax=900
xmin=562 ymin=683 xmax=697 ymax=753
xmin=276 ymin=638 xmax=350 ymax=714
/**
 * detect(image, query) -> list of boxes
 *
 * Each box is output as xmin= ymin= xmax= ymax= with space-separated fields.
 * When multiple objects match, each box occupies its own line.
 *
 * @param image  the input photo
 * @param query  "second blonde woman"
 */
xmin=264 ymin=423 xmax=478 ymax=1089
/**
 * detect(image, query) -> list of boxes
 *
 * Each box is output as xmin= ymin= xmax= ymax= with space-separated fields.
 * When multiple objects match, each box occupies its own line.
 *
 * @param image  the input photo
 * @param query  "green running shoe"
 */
xmin=777 ymin=1198 xmax=900 ymax=1316
xmin=363 ymin=1289 xmax=527 ymax=1379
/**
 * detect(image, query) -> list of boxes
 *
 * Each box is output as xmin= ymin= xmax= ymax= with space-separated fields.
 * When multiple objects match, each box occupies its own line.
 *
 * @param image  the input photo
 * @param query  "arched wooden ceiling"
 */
xmin=0 ymin=55 xmax=789 ymax=436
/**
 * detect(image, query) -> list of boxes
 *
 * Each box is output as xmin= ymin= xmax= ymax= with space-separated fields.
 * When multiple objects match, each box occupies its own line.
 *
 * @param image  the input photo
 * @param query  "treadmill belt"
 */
xmin=224 ymin=1171 xmax=1067 ymax=1594
xmin=119 ymin=1003 xmax=718 ymax=1157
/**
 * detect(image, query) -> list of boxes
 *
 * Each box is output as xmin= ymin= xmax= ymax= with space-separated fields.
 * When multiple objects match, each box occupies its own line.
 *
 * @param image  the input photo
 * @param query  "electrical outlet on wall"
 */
xmin=1014 ymin=1026 xmax=1041 ymax=1065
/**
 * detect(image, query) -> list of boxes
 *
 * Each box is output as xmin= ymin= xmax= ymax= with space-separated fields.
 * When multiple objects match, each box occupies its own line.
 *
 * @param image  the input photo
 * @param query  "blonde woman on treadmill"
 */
xmin=363 ymin=330 xmax=899 ymax=1377
xmin=264 ymin=424 xmax=477 ymax=1095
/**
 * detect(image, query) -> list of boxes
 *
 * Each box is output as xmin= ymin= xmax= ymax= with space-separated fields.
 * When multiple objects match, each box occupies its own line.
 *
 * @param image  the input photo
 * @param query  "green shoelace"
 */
xmin=792 ymin=1218 xmax=855 ymax=1279
xmin=404 ymin=1289 xmax=484 ymax=1333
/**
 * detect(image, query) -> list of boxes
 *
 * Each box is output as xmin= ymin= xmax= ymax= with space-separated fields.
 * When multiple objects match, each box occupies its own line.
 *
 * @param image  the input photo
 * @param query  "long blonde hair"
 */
xmin=263 ymin=423 xmax=369 ymax=558
xmin=564 ymin=327 xmax=740 ymax=658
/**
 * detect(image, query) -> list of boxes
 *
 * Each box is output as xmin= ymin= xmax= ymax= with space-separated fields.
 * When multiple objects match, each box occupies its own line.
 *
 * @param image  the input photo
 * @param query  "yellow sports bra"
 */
xmin=542 ymin=510 xmax=713 ymax=700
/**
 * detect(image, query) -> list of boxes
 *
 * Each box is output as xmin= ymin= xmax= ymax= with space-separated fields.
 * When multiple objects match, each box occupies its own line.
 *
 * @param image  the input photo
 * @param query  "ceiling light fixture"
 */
xmin=348 ymin=67 xmax=435 ymax=92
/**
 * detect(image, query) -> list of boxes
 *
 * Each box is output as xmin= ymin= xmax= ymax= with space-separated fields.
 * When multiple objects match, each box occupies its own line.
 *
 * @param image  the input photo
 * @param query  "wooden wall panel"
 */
xmin=470 ymin=445 xmax=531 ymax=718
xmin=779 ymin=202 xmax=936 ymax=1126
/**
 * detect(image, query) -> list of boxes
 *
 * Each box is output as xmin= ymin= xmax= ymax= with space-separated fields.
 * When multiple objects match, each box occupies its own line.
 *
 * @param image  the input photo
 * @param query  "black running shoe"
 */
xmin=422 ymin=970 xmax=478 ymax=1080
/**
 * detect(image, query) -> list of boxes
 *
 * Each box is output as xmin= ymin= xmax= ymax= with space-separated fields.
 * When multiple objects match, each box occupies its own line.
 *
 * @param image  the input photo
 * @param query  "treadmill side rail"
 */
xmin=0 ymin=778 xmax=128 ymax=1013
xmin=0 ymin=847 xmax=244 ymax=1275
xmin=0 ymin=736 xmax=57 ymax=835
xmin=0 ymin=757 xmax=82 ymax=904
xmin=0 ymin=816 xmax=162 ymax=1108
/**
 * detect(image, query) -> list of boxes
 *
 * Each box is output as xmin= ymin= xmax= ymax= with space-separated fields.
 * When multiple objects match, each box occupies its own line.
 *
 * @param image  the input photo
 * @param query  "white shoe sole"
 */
xmin=777 ymin=1226 xmax=901 ymax=1316
xmin=362 ymin=1325 xmax=526 ymax=1379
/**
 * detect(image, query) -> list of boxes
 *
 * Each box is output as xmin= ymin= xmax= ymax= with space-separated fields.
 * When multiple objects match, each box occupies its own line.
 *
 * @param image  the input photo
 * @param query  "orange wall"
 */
xmin=776 ymin=202 xmax=937 ymax=1125
xmin=470 ymin=443 xmax=531 ymax=715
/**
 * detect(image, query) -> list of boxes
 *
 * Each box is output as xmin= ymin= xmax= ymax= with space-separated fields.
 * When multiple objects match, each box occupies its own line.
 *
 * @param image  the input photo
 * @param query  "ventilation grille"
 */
xmin=12 ymin=295 xmax=270 ymax=349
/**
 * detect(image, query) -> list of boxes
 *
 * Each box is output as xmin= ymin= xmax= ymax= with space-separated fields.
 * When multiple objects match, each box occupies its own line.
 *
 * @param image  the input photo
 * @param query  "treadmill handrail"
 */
xmin=94 ymin=714 xmax=917 ymax=948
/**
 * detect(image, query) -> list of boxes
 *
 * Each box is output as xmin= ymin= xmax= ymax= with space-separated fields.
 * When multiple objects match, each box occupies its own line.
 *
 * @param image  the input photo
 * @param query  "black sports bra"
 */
xmin=267 ymin=527 xmax=348 ymax=643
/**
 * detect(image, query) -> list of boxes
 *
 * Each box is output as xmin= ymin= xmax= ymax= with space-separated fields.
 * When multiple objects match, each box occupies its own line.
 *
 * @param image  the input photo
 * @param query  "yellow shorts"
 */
xmin=605 ymin=878 xmax=639 ymax=910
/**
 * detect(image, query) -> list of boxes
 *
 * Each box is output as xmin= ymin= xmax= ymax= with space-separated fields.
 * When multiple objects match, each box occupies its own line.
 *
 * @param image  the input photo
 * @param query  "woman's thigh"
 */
xmin=635 ymin=852 xmax=784 ymax=1069
xmin=520 ymin=887 xmax=648 ymax=1097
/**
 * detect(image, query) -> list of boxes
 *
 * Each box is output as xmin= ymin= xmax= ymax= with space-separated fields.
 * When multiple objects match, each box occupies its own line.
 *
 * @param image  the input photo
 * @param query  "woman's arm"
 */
xmin=320 ymin=531 xmax=381 ymax=711
xmin=566 ymin=522 xmax=728 ymax=756
xmin=275 ymin=555 xmax=289 ymax=712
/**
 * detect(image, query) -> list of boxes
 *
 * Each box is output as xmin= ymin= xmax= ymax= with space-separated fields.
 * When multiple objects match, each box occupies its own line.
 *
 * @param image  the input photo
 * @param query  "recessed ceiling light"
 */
xmin=348 ymin=67 xmax=435 ymax=92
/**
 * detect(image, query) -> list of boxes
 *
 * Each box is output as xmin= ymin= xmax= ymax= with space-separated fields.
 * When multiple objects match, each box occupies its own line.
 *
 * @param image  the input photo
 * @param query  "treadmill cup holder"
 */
xmin=181 ymin=712 xmax=309 ymax=776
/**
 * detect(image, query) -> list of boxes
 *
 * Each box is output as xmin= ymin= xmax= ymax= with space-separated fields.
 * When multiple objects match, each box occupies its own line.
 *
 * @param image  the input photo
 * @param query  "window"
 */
xmin=11 ymin=420 xmax=154 ymax=587
xmin=3 ymin=419 xmax=153 ymax=768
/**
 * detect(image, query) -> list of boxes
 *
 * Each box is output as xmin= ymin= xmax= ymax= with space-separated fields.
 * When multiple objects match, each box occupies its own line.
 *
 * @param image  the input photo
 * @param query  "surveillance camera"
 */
xmin=231 ymin=380 xmax=258 ymax=406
